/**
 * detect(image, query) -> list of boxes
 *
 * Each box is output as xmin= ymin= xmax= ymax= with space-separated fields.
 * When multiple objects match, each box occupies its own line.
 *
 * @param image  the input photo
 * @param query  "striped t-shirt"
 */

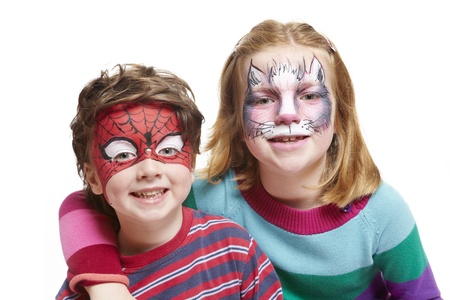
xmin=56 ymin=206 xmax=283 ymax=299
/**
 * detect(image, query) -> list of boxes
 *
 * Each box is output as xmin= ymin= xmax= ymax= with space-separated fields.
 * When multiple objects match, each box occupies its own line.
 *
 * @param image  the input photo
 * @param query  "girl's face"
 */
xmin=242 ymin=45 xmax=335 ymax=178
xmin=86 ymin=103 xmax=194 ymax=224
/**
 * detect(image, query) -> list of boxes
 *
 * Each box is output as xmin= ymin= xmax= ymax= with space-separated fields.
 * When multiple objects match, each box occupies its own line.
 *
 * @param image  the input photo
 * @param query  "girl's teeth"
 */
xmin=281 ymin=137 xmax=297 ymax=142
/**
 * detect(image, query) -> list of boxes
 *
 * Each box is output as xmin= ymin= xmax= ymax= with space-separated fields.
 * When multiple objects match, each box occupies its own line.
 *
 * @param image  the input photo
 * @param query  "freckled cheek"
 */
xmin=300 ymin=104 xmax=323 ymax=120
xmin=246 ymin=106 xmax=278 ymax=123
xmin=92 ymin=153 xmax=131 ymax=191
xmin=165 ymin=165 xmax=193 ymax=201
xmin=103 ymin=169 xmax=132 ymax=202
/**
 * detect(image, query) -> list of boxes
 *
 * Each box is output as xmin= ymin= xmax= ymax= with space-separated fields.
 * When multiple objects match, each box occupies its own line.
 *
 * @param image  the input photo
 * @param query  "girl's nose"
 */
xmin=136 ymin=158 xmax=162 ymax=180
xmin=275 ymin=97 xmax=301 ymax=125
xmin=275 ymin=113 xmax=301 ymax=125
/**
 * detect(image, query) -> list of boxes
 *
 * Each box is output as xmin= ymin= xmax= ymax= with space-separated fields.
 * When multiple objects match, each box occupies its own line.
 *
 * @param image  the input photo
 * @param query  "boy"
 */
xmin=56 ymin=64 xmax=283 ymax=299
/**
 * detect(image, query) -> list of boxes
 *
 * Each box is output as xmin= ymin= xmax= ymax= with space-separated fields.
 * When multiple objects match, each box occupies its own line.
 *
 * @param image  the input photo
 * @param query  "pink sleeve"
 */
xmin=59 ymin=190 xmax=128 ymax=293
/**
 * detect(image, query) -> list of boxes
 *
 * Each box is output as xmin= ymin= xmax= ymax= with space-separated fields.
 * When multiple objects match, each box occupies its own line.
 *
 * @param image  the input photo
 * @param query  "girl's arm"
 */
xmin=374 ymin=224 xmax=441 ymax=299
xmin=59 ymin=190 xmax=128 ymax=294
xmin=85 ymin=283 xmax=135 ymax=300
xmin=371 ymin=183 xmax=441 ymax=299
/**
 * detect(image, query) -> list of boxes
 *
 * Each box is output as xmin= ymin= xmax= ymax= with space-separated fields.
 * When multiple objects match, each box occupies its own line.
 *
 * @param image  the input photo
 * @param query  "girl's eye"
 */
xmin=301 ymin=93 xmax=320 ymax=101
xmin=112 ymin=151 xmax=137 ymax=162
xmin=254 ymin=97 xmax=275 ymax=105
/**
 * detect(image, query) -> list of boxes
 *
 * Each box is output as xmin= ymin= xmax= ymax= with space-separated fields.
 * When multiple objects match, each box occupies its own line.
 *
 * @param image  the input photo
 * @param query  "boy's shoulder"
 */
xmin=191 ymin=208 xmax=244 ymax=226
xmin=188 ymin=207 xmax=252 ymax=236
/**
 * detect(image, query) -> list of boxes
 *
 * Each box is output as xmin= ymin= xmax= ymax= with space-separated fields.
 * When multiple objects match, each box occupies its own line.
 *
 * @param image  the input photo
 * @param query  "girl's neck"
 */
xmin=259 ymin=162 xmax=325 ymax=210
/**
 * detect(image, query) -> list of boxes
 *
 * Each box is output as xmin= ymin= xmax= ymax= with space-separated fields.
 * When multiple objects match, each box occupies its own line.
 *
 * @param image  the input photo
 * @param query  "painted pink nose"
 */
xmin=275 ymin=114 xmax=301 ymax=125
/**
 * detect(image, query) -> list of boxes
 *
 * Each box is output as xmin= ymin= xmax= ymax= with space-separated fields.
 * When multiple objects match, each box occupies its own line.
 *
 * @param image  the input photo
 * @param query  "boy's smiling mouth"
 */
xmin=132 ymin=190 xmax=166 ymax=199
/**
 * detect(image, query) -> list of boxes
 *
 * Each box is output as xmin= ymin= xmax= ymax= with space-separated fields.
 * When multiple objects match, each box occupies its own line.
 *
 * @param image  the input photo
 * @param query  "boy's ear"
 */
xmin=84 ymin=163 xmax=103 ymax=195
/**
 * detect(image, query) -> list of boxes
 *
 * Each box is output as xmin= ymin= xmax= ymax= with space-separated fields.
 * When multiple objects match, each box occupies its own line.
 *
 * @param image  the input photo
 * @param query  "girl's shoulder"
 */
xmin=367 ymin=181 xmax=410 ymax=212
xmin=363 ymin=181 xmax=416 ymax=246
xmin=190 ymin=169 xmax=247 ymax=221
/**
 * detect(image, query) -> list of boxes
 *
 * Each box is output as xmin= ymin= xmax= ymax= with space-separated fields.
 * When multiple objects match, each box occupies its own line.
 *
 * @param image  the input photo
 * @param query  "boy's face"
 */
xmin=242 ymin=45 xmax=335 ymax=180
xmin=86 ymin=103 xmax=194 ymax=225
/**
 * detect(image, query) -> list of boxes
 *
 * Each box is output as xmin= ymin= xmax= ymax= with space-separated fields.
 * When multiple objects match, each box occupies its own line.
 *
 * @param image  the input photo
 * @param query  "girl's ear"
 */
xmin=84 ymin=163 xmax=103 ymax=195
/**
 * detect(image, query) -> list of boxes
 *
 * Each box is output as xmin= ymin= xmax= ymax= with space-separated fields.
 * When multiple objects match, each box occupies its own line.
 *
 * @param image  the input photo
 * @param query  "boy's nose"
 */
xmin=136 ymin=157 xmax=162 ymax=180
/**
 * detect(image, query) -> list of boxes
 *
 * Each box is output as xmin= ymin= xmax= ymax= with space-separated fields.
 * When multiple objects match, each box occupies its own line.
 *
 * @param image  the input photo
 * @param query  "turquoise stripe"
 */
xmin=241 ymin=206 xmax=375 ymax=275
xmin=364 ymin=182 xmax=416 ymax=253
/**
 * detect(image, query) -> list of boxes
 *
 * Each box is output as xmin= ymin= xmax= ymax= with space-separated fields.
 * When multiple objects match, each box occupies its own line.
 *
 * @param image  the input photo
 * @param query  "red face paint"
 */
xmin=91 ymin=103 xmax=191 ymax=188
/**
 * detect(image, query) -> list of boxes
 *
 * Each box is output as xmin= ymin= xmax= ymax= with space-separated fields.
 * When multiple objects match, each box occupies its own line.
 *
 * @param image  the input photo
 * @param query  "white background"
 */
xmin=0 ymin=1 xmax=448 ymax=298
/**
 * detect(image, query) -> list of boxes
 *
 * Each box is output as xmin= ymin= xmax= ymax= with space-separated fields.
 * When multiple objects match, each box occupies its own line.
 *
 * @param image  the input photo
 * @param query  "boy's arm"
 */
xmin=59 ymin=190 xmax=129 ymax=294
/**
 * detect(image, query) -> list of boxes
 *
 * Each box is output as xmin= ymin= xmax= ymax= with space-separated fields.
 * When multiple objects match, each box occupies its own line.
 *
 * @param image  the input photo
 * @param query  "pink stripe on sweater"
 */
xmin=59 ymin=190 xmax=89 ymax=218
xmin=59 ymin=206 xmax=117 ymax=261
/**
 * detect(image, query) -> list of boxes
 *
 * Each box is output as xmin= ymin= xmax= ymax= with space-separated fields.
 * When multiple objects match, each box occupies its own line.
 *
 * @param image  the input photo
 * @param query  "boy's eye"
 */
xmin=103 ymin=139 xmax=138 ymax=163
xmin=113 ymin=151 xmax=137 ymax=162
xmin=156 ymin=134 xmax=184 ymax=158
xmin=158 ymin=147 xmax=179 ymax=157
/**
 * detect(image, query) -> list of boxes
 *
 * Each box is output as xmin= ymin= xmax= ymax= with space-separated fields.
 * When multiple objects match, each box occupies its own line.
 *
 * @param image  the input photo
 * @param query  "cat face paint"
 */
xmin=91 ymin=103 xmax=191 ymax=188
xmin=243 ymin=56 xmax=332 ymax=140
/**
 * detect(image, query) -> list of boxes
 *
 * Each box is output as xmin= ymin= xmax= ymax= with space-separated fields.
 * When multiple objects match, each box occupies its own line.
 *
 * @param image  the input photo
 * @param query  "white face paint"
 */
xmin=255 ymin=119 xmax=315 ymax=141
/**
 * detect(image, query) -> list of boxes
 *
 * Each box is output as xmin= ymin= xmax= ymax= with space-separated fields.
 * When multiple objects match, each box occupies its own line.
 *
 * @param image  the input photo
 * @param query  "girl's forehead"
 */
xmin=241 ymin=45 xmax=334 ymax=94
xmin=245 ymin=45 xmax=331 ymax=72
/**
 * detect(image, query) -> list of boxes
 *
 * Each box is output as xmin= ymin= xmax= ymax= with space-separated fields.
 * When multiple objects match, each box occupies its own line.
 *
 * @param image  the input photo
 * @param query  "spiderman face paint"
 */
xmin=91 ymin=103 xmax=191 ymax=188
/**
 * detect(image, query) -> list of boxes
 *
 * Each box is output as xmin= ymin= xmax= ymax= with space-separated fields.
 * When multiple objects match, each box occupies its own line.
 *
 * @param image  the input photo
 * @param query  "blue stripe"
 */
xmin=185 ymin=279 xmax=242 ymax=299
xmin=131 ymin=245 xmax=249 ymax=297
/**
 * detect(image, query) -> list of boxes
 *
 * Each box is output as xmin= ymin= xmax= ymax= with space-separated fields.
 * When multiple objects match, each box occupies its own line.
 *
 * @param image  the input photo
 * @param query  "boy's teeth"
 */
xmin=135 ymin=190 xmax=163 ymax=198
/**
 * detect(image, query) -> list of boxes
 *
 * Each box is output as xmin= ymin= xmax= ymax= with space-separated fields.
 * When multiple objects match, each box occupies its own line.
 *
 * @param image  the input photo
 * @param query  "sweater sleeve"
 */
xmin=59 ymin=190 xmax=128 ymax=293
xmin=369 ymin=183 xmax=442 ymax=299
